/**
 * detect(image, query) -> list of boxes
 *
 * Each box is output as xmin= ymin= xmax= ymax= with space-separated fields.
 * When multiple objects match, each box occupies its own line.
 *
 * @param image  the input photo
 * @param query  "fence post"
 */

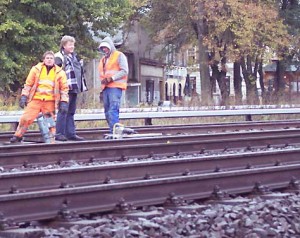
xmin=145 ymin=118 xmax=152 ymax=125
xmin=245 ymin=114 xmax=252 ymax=121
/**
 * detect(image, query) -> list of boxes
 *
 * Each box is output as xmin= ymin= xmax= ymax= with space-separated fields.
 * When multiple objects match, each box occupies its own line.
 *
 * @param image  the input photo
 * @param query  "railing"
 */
xmin=1 ymin=107 xmax=300 ymax=129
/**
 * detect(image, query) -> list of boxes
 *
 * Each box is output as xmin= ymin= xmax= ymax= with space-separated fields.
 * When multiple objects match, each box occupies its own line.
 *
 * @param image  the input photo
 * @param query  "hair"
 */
xmin=43 ymin=51 xmax=55 ymax=59
xmin=60 ymin=35 xmax=76 ymax=48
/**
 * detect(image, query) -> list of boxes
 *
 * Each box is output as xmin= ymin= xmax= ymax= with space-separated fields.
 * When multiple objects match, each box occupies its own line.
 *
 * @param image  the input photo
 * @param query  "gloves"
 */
xmin=19 ymin=95 xmax=27 ymax=109
xmin=101 ymin=77 xmax=113 ymax=85
xmin=59 ymin=101 xmax=69 ymax=113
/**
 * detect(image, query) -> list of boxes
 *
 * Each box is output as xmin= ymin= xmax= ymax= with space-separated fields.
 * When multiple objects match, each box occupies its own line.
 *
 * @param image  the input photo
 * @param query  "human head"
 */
xmin=98 ymin=42 xmax=111 ymax=57
xmin=60 ymin=35 xmax=76 ymax=54
xmin=43 ymin=51 xmax=55 ymax=66
xmin=98 ymin=36 xmax=115 ymax=57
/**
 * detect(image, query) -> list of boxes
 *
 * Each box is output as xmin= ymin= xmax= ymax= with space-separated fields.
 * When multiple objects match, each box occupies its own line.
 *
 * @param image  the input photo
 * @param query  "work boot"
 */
xmin=67 ymin=135 xmax=85 ymax=141
xmin=10 ymin=136 xmax=23 ymax=143
xmin=55 ymin=135 xmax=68 ymax=141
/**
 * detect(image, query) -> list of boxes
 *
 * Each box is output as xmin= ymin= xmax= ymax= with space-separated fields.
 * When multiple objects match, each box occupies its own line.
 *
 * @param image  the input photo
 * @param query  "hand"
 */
xmin=19 ymin=95 xmax=27 ymax=109
xmin=59 ymin=101 xmax=68 ymax=113
xmin=101 ymin=77 xmax=113 ymax=85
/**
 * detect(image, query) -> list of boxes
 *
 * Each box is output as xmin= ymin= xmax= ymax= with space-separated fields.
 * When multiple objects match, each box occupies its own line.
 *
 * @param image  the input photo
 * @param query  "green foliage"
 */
xmin=141 ymin=0 xmax=197 ymax=50
xmin=0 ymin=0 xmax=132 ymax=94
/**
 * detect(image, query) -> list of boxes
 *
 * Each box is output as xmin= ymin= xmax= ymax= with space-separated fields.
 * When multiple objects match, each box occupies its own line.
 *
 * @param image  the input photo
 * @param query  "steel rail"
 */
xmin=0 ymin=164 xmax=298 ymax=223
xmin=1 ymin=119 xmax=300 ymax=143
xmin=1 ymin=133 xmax=300 ymax=169
xmin=1 ymin=127 xmax=300 ymax=154
xmin=0 ymin=147 xmax=299 ymax=195
xmin=1 ymin=107 xmax=300 ymax=124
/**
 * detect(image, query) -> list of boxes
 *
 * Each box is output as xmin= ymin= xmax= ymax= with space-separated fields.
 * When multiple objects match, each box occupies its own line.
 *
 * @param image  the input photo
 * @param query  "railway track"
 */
xmin=1 ymin=119 xmax=300 ymax=143
xmin=1 ymin=128 xmax=300 ymax=168
xmin=2 ymin=126 xmax=300 ymax=154
xmin=0 ymin=161 xmax=299 ymax=224
xmin=1 ymin=146 xmax=299 ymax=195
xmin=0 ymin=120 xmax=299 ymax=232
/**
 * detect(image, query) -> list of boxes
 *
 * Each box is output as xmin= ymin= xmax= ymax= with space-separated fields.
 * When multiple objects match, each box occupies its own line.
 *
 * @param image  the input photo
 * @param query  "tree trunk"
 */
xmin=211 ymin=63 xmax=228 ymax=105
xmin=258 ymin=60 xmax=264 ymax=104
xmin=197 ymin=1 xmax=211 ymax=105
xmin=274 ymin=60 xmax=286 ymax=103
xmin=233 ymin=61 xmax=242 ymax=105
xmin=240 ymin=56 xmax=259 ymax=104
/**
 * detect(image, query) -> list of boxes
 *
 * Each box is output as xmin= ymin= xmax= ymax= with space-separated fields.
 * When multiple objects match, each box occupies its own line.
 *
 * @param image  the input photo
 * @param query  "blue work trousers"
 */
xmin=56 ymin=93 xmax=78 ymax=138
xmin=102 ymin=87 xmax=122 ymax=132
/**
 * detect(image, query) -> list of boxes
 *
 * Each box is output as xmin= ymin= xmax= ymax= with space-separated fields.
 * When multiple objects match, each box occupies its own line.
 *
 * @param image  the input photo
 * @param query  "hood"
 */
xmin=98 ymin=36 xmax=116 ymax=56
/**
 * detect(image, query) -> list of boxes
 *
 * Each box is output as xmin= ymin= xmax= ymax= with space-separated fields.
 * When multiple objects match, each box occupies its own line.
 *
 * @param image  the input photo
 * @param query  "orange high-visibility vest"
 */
xmin=33 ymin=66 xmax=56 ymax=101
xmin=98 ymin=51 xmax=127 ymax=90
xmin=21 ymin=62 xmax=69 ymax=111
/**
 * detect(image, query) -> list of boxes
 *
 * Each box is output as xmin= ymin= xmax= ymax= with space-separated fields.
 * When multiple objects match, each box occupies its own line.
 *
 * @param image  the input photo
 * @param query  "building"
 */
xmin=123 ymin=21 xmax=166 ymax=106
xmin=83 ymin=22 xmax=205 ymax=107
xmin=264 ymin=61 xmax=300 ymax=94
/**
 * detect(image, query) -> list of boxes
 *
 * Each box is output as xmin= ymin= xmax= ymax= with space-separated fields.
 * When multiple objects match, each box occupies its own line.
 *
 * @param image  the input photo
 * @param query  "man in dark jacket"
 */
xmin=55 ymin=35 xmax=88 ymax=141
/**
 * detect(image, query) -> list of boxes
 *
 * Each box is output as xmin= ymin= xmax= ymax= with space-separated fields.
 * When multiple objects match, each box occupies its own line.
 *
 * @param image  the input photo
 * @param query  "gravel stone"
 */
xmin=12 ymin=191 xmax=298 ymax=238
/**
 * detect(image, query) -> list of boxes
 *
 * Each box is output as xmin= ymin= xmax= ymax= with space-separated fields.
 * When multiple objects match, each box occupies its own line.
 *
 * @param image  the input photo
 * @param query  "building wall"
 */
xmin=81 ymin=58 xmax=129 ymax=107
xmin=124 ymin=21 xmax=166 ymax=105
xmin=85 ymin=21 xmax=199 ymax=107
xmin=81 ymin=21 xmax=167 ymax=107
xmin=77 ymin=59 xmax=101 ymax=108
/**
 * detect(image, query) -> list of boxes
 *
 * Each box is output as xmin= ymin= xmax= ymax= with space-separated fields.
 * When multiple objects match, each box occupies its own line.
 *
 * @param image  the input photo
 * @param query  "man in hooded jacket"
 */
xmin=98 ymin=36 xmax=129 ymax=133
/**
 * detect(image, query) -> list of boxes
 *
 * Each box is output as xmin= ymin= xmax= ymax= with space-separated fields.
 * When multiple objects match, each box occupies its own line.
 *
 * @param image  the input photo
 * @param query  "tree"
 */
xmin=203 ymin=0 xmax=291 ymax=104
xmin=0 ymin=0 xmax=132 ymax=100
xmin=133 ymin=0 xmax=292 ymax=105
xmin=277 ymin=0 xmax=300 ymax=102
xmin=133 ymin=0 xmax=212 ymax=104
xmin=0 ymin=0 xmax=61 ymax=96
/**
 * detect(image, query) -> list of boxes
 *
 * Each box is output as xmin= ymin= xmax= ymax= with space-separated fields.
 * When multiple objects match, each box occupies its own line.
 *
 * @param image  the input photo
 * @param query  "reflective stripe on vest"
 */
xmin=33 ymin=66 xmax=56 ymax=101
xmin=99 ymin=51 xmax=127 ymax=90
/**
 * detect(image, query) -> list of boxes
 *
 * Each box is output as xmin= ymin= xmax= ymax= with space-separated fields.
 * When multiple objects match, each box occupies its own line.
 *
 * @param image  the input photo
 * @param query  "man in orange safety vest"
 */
xmin=10 ymin=51 xmax=69 ymax=143
xmin=98 ymin=36 xmax=129 ymax=133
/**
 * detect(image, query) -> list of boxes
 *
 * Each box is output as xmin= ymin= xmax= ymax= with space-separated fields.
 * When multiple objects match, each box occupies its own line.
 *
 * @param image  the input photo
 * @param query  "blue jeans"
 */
xmin=56 ymin=93 xmax=78 ymax=138
xmin=102 ymin=87 xmax=122 ymax=132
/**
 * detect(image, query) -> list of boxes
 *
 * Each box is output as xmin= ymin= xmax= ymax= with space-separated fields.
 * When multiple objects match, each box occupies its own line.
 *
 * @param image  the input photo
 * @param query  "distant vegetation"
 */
xmin=0 ymin=0 xmax=133 ymax=104
xmin=1 ymin=0 xmax=300 ymax=106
